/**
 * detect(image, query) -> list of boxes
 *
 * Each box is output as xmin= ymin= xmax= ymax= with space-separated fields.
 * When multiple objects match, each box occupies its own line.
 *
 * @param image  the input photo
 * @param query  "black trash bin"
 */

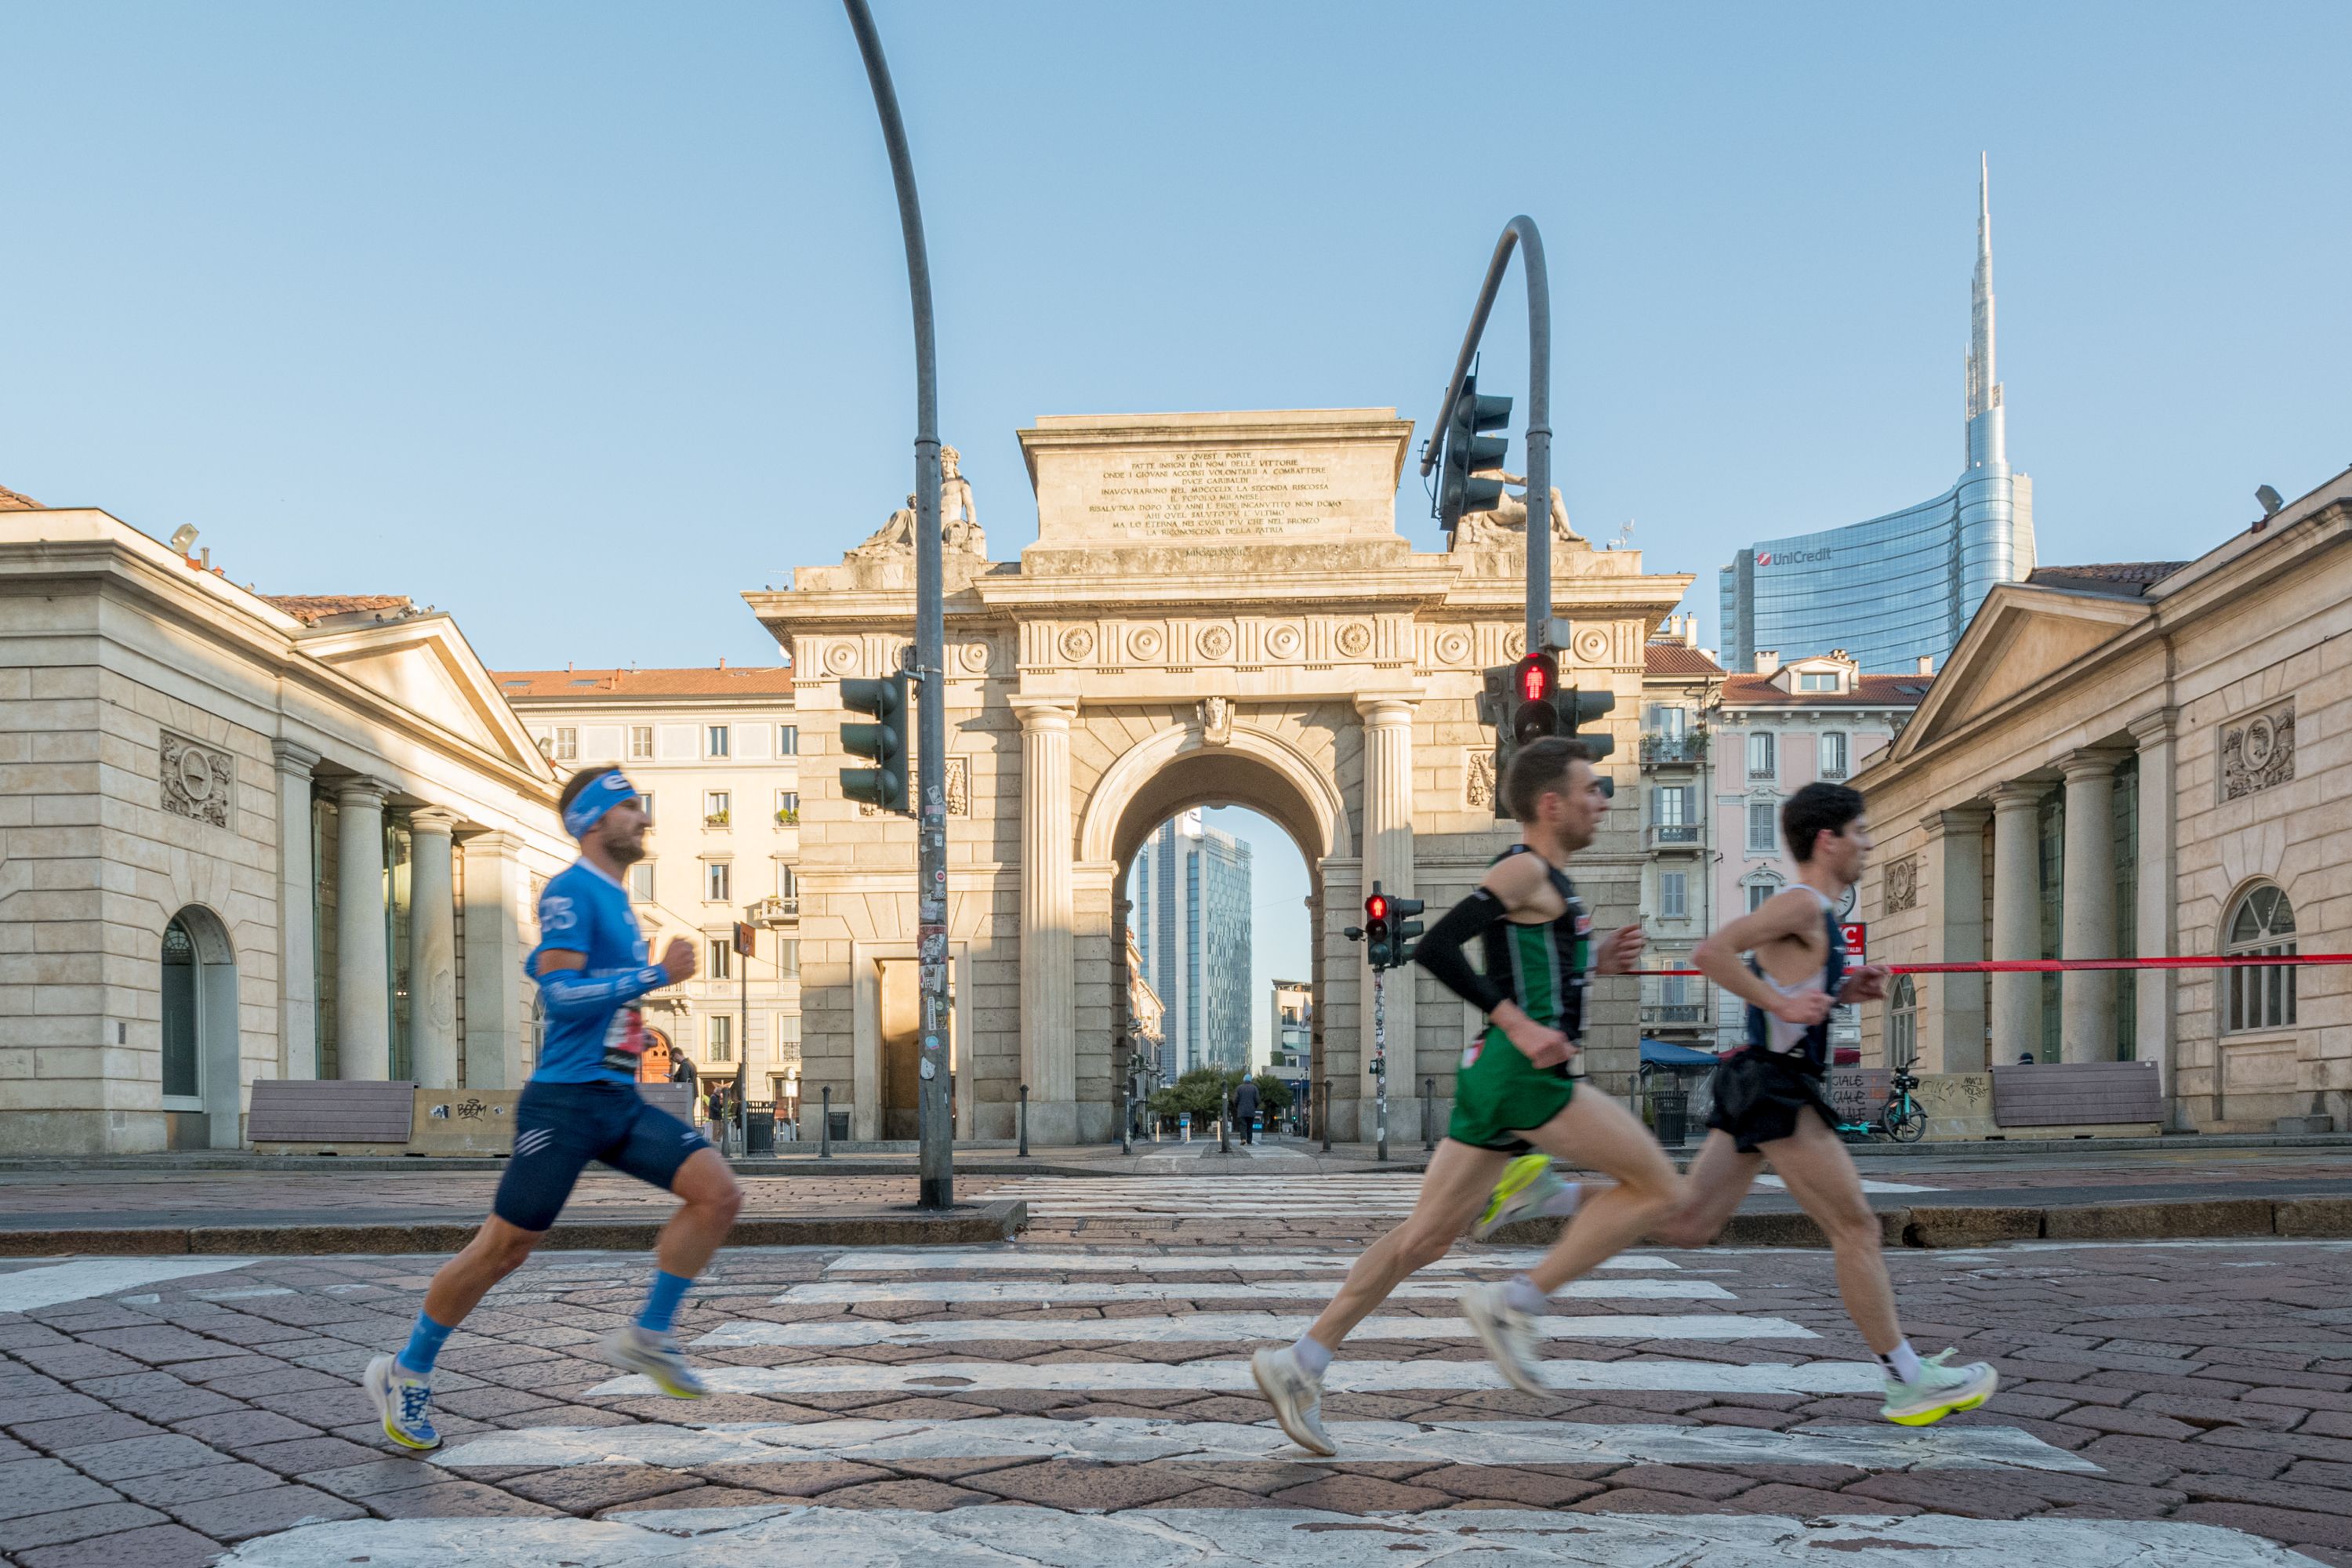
xmin=828 ymin=1109 xmax=851 ymax=1144
xmin=1652 ymin=1087 xmax=1690 ymax=1148
xmin=745 ymin=1108 xmax=775 ymax=1157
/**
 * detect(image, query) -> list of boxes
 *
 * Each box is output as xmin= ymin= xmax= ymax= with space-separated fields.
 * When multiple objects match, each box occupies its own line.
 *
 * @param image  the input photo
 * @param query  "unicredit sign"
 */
xmin=1756 ymin=548 xmax=1832 ymax=568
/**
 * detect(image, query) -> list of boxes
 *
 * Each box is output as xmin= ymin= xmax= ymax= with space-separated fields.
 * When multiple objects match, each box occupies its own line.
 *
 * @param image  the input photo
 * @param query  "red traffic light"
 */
xmin=1366 ymin=893 xmax=1388 ymax=923
xmin=1516 ymin=654 xmax=1552 ymax=702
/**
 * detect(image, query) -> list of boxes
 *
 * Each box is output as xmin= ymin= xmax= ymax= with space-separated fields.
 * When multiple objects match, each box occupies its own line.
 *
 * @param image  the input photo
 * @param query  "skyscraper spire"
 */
xmin=1966 ymin=153 xmax=1998 ymax=424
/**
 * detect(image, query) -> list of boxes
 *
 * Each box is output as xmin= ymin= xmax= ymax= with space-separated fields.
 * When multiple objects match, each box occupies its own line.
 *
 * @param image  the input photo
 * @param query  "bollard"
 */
xmin=1319 ymin=1079 xmax=1332 ymax=1152
xmin=1018 ymin=1083 xmax=1029 ymax=1158
xmin=1118 ymin=1076 xmax=1131 ymax=1156
xmin=819 ymin=1085 xmax=833 ymax=1160
xmin=1423 ymin=1076 xmax=1436 ymax=1151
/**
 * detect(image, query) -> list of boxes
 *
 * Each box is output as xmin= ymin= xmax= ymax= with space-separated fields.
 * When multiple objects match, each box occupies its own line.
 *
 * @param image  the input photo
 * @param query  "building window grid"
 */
xmin=2225 ymin=884 xmax=2297 ymax=1033
xmin=706 ymin=791 xmax=731 ymax=828
xmin=1887 ymin=975 xmax=1918 ymax=1067
xmin=707 ymin=1014 xmax=733 ymax=1063
xmin=1819 ymin=731 xmax=1849 ymax=779
xmin=705 ymin=861 xmax=731 ymax=902
xmin=628 ymin=863 xmax=654 ymax=902
xmin=1747 ymin=731 xmax=1776 ymax=781
xmin=708 ymin=938 xmax=732 ymax=981
xmin=1746 ymin=800 xmax=1778 ymax=855
xmin=554 ymin=728 xmax=578 ymax=761
xmin=707 ymin=724 xmax=731 ymax=758
xmin=778 ymin=724 xmax=798 ymax=756
xmin=1660 ymin=870 xmax=1688 ymax=920
xmin=629 ymin=725 xmax=654 ymax=760
xmin=776 ymin=789 xmax=799 ymax=826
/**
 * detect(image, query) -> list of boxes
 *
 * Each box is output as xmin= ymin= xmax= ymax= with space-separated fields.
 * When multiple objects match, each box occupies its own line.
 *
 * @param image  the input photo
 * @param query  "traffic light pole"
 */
xmin=1372 ymin=967 xmax=1388 ymax=1163
xmin=845 ymin=0 xmax=953 ymax=1210
xmin=1421 ymin=217 xmax=1552 ymax=650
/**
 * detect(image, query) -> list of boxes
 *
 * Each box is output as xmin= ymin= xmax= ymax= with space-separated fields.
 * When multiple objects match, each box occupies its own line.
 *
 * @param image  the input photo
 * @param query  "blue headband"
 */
xmin=563 ymin=770 xmax=636 ymax=837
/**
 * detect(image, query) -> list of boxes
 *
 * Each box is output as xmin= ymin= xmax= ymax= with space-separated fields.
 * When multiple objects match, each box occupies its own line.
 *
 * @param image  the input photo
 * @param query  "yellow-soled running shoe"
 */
xmin=1472 ymin=1152 xmax=1566 ymax=1241
xmin=1880 ymin=1350 xmax=1998 ymax=1426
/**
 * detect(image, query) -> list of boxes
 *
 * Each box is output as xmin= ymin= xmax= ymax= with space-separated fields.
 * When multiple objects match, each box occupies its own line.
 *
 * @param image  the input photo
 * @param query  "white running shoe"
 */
xmin=1880 ymin=1349 xmax=1998 ymax=1426
xmin=1250 ymin=1345 xmax=1336 ymax=1456
xmin=600 ymin=1325 xmax=708 ymax=1398
xmin=1460 ymin=1283 xmax=1549 ymax=1397
xmin=1472 ymin=1153 xmax=1573 ymax=1242
xmin=363 ymin=1353 xmax=441 ymax=1452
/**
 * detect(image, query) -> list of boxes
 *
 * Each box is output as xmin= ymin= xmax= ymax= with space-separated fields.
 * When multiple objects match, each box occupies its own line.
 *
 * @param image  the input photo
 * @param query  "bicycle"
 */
xmin=1832 ymin=1065 xmax=1926 ymax=1144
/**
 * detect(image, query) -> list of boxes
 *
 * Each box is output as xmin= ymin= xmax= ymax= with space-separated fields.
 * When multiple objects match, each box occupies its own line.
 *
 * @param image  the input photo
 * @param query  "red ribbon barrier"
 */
xmin=1638 ymin=954 xmax=2350 ymax=978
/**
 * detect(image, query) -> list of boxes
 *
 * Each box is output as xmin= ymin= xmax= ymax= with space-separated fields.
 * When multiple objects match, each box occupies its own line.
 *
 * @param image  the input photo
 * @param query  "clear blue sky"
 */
xmin=7 ymin=3 xmax=2347 ymax=1002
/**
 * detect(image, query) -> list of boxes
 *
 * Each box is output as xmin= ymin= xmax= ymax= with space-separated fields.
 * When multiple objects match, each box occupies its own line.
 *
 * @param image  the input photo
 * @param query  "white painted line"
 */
xmin=694 ymin=1311 xmax=1816 ymax=1347
xmin=220 ymin=1506 xmax=2322 ymax=1566
xmin=590 ymin=1355 xmax=1881 ymax=1397
xmin=826 ymin=1249 xmax=1676 ymax=1272
xmin=1755 ymin=1174 xmax=1942 ymax=1195
xmin=434 ymin=1415 xmax=2089 ymax=1473
xmin=0 ymin=1257 xmax=255 ymax=1313
xmin=774 ymin=1276 xmax=1730 ymax=1305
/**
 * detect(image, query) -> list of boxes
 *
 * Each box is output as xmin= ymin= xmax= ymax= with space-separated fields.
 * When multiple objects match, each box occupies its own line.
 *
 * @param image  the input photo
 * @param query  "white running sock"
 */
xmin=1290 ymin=1334 xmax=1332 ymax=1377
xmin=1878 ymin=1340 xmax=1925 ymax=1382
xmin=1503 ymin=1273 xmax=1548 ymax=1316
xmin=1539 ymin=1181 xmax=1582 ymax=1219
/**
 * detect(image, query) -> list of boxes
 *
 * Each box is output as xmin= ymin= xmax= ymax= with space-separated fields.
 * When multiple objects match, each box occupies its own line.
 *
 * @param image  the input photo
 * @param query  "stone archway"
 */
xmin=750 ymin=407 xmax=1689 ymax=1145
xmin=161 ymin=906 xmax=241 ymax=1149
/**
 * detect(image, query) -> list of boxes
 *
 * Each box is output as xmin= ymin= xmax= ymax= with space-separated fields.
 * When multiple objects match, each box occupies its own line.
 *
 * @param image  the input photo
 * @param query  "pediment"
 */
xmin=1896 ymin=588 xmax=2151 ymax=753
xmin=300 ymin=616 xmax=550 ymax=775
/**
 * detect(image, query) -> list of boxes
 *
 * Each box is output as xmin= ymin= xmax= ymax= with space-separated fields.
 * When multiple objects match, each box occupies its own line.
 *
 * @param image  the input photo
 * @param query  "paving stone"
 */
xmin=71 ymin=1330 xmax=223 ymax=1367
xmin=51 ymin=1436 xmax=224 ymax=1483
xmin=1409 ymin=1465 xmax=1602 ymax=1507
xmin=0 ymin=1396 xmax=108 ymax=1430
xmin=2176 ymin=1501 xmax=2352 ymax=1552
xmin=811 ymin=1477 xmax=995 ymax=1512
xmin=230 ymin=1435 xmax=379 ymax=1474
xmin=109 ymin=1462 xmax=284 ymax=1508
xmin=165 ymin=1409 xmax=318 ymax=1450
xmin=1268 ymin=1472 xmax=1454 ymax=1512
xmin=499 ymin=1465 xmax=701 ymax=1514
xmin=695 ymin=1459 xmax=896 ymax=1497
xmin=0 ymin=1504 xmax=168 ymax=1553
xmin=16 ymin=1523 xmax=222 ymax=1568
xmin=300 ymin=1457 xmax=446 ymax=1499
xmin=974 ymin=1460 xmax=1202 ymax=1511
xmin=166 ymin=1484 xmax=366 ymax=1542
xmin=364 ymin=1479 xmax=568 ymax=1518
xmin=5 ymin=1415 xmax=162 ymax=1454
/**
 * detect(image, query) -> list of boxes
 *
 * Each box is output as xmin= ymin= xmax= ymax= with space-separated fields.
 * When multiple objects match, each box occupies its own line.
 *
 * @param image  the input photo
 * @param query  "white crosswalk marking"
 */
xmin=694 ymin=1310 xmax=1817 ymax=1346
xmin=590 ymin=1355 xmax=1882 ymax=1397
xmin=220 ymin=1508 xmax=2326 ymax=1566
xmin=990 ymin=1174 xmax=1432 ymax=1218
xmin=433 ymin=1416 xmax=2089 ymax=1472
xmin=0 ymin=1257 xmax=255 ymax=1313
xmin=771 ymin=1275 xmax=1730 ymax=1304
xmin=1756 ymin=1174 xmax=1943 ymax=1194
xmin=826 ymin=1247 xmax=1679 ymax=1272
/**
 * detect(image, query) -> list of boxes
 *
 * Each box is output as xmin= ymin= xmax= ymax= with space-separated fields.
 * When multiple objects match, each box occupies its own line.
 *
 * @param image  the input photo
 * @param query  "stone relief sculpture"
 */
xmin=1884 ymin=855 xmax=1920 ymax=913
xmin=845 ymin=445 xmax=987 ymax=561
xmin=160 ymin=731 xmax=233 ymax=828
xmin=1450 ymin=470 xmax=1584 ymax=550
xmin=2221 ymin=700 xmax=2296 ymax=800
xmin=1466 ymin=750 xmax=1497 ymax=811
xmin=1198 ymin=696 xmax=1233 ymax=746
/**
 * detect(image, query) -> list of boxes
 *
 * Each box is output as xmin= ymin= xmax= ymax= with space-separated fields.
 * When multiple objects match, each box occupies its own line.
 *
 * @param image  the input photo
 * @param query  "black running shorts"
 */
xmin=492 ymin=1080 xmax=709 ymax=1232
xmin=1704 ymin=1050 xmax=1841 ymax=1153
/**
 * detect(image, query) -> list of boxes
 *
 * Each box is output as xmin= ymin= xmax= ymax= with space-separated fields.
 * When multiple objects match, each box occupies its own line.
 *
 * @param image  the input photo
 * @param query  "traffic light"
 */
xmin=1363 ymin=889 xmax=1393 ymax=971
xmin=839 ymin=672 xmax=910 ymax=815
xmin=1561 ymin=685 xmax=1617 ymax=761
xmin=1477 ymin=652 xmax=1559 ymax=819
xmin=1436 ymin=372 xmax=1512 ymax=534
xmin=1388 ymin=897 xmax=1425 ymax=970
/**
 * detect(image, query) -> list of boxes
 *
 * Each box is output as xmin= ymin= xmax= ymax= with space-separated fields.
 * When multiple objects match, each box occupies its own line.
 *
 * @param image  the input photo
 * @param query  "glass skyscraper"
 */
xmin=1130 ymin=811 xmax=1254 ymax=1078
xmin=1719 ymin=160 xmax=2035 ymax=673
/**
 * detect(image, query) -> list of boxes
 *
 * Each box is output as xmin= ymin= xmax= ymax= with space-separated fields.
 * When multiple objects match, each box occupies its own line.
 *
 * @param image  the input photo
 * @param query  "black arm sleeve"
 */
xmin=1412 ymin=887 xmax=1514 ymax=1014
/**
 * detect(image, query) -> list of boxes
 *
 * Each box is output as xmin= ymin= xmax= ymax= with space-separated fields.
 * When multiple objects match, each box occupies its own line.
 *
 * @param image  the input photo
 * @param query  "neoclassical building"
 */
xmin=0 ymin=496 xmax=572 ymax=1154
xmin=1854 ymin=468 xmax=2352 ymax=1132
xmin=747 ymin=408 xmax=1690 ymax=1144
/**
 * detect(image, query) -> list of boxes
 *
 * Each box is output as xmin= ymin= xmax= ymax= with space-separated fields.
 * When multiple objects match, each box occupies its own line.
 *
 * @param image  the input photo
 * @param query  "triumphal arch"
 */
xmin=746 ymin=409 xmax=1690 ymax=1145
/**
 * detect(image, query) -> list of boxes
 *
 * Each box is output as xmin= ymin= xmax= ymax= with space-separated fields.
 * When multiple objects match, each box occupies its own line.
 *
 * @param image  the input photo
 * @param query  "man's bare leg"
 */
xmin=1516 ymin=1088 xmax=1683 ymax=1292
xmin=655 ymin=1148 xmax=744 ymax=1280
xmin=1759 ymin=1109 xmax=1899 ymax=1353
xmin=1301 ymin=1139 xmax=1508 ymax=1348
xmin=1649 ymin=1129 xmax=1766 ymax=1249
xmin=421 ymin=1217 xmax=544 ymax=1329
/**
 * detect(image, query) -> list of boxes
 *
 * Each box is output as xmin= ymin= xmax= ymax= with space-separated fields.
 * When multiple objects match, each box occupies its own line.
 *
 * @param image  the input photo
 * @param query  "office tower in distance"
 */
xmin=1130 ymin=810 xmax=1254 ymax=1078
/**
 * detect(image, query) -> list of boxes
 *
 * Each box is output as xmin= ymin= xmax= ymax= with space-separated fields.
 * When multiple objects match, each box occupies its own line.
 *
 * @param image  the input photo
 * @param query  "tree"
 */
xmin=1148 ymin=1067 xmax=1230 ymax=1123
xmin=1251 ymin=1073 xmax=1294 ymax=1112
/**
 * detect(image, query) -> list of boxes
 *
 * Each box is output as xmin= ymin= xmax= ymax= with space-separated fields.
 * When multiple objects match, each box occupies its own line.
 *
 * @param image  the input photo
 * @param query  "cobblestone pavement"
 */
xmin=8 ymin=1178 xmax=2352 ymax=1563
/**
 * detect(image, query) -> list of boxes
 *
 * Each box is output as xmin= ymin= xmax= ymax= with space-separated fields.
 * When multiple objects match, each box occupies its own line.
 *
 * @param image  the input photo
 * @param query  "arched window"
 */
xmin=2225 ymin=883 xmax=2297 ymax=1033
xmin=161 ymin=917 xmax=200 ymax=1099
xmin=1886 ymin=975 xmax=1918 ymax=1068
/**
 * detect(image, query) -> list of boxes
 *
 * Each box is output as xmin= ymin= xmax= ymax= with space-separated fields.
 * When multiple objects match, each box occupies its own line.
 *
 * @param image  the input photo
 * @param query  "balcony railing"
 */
xmin=1640 ymin=1004 xmax=1708 ymax=1025
xmin=1647 ymin=823 xmax=1702 ymax=848
xmin=1639 ymin=733 xmax=1707 ymax=766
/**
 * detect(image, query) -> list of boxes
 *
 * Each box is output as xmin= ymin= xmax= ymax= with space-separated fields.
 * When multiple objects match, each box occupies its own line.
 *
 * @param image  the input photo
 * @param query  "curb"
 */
xmin=1489 ymin=1194 xmax=2352 ymax=1250
xmin=0 ymin=1199 xmax=1027 ymax=1259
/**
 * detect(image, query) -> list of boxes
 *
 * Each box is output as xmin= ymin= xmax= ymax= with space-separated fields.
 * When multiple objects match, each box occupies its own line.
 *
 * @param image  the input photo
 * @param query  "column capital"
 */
xmin=1355 ymin=693 xmax=1418 ymax=726
xmin=270 ymin=739 xmax=321 ymax=776
xmin=2060 ymin=747 xmax=2129 ymax=786
xmin=2128 ymin=706 xmax=2180 ymax=747
xmin=1010 ymin=696 xmax=1077 ymax=732
xmin=1988 ymin=781 xmax=2045 ymax=813
xmin=1919 ymin=803 xmax=1990 ymax=837
xmin=459 ymin=830 xmax=522 ymax=856
xmin=408 ymin=807 xmax=463 ymax=836
xmin=335 ymin=775 xmax=392 ymax=809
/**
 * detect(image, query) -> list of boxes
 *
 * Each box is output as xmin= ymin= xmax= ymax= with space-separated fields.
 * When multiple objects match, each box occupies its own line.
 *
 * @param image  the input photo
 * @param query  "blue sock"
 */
xmin=638 ymin=1269 xmax=694 ymax=1335
xmin=397 ymin=1312 xmax=453 ymax=1377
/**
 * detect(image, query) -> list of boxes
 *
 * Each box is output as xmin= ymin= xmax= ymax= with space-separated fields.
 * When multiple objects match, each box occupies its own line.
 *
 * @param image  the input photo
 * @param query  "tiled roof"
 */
xmin=1644 ymin=643 xmax=1724 ymax=676
xmin=492 ymin=666 xmax=796 ymax=699
xmin=2027 ymin=561 xmax=2188 ymax=597
xmin=264 ymin=594 xmax=417 ymax=626
xmin=0 ymin=483 xmax=44 ymax=511
xmin=1719 ymin=673 xmax=1934 ymax=708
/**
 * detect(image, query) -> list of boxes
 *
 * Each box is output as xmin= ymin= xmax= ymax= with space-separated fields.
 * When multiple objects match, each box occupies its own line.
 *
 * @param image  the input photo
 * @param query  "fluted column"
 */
xmin=334 ymin=777 xmax=393 ymax=1080
xmin=1357 ymin=695 xmax=1417 ymax=1134
xmin=271 ymin=742 xmax=321 ymax=1080
xmin=460 ymin=832 xmax=525 ymax=1090
xmin=1919 ymin=804 xmax=1988 ymax=1073
xmin=1014 ymin=699 xmax=1077 ymax=1140
xmin=407 ymin=809 xmax=461 ymax=1089
xmin=2129 ymin=710 xmax=2181 ymax=1121
xmin=2060 ymin=751 xmax=2122 ymax=1063
xmin=1989 ymin=782 xmax=2043 ymax=1065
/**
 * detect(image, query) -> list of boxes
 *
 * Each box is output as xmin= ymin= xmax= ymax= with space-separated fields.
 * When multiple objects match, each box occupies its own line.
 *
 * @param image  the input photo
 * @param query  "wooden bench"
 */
xmin=249 ymin=1080 xmax=416 ymax=1150
xmin=1992 ymin=1060 xmax=2164 ymax=1128
xmin=639 ymin=1083 xmax=695 ymax=1123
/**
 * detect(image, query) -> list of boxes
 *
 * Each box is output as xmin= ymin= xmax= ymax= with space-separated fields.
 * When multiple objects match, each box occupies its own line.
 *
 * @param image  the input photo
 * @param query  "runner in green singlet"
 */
xmin=1250 ymin=737 xmax=1683 ymax=1455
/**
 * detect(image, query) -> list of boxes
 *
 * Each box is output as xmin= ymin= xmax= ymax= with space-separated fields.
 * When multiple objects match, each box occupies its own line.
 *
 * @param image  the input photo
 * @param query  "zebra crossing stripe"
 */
xmin=1755 ymin=1174 xmax=1942 ymax=1195
xmin=430 ymin=1415 xmax=2089 ymax=1472
xmin=216 ymin=1506 xmax=2325 ymax=1566
xmin=693 ymin=1310 xmax=1817 ymax=1346
xmin=824 ymin=1249 xmax=1679 ymax=1272
xmin=589 ymin=1355 xmax=1883 ymax=1397
xmin=771 ymin=1276 xmax=1730 ymax=1305
xmin=0 ymin=1258 xmax=255 ymax=1314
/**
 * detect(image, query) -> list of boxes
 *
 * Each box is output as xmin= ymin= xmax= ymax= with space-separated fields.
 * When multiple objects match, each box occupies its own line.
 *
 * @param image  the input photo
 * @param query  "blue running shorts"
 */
xmin=492 ymin=1080 xmax=710 ymax=1232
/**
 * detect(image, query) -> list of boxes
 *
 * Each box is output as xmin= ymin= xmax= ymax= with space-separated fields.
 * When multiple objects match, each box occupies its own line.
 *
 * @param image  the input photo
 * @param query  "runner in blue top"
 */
xmin=365 ymin=767 xmax=742 ymax=1451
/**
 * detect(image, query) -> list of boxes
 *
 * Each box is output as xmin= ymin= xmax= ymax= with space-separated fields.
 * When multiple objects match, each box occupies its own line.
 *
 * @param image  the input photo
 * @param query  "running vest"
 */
xmin=1481 ymin=844 xmax=1592 ymax=1059
xmin=1740 ymin=892 xmax=1847 ymax=1073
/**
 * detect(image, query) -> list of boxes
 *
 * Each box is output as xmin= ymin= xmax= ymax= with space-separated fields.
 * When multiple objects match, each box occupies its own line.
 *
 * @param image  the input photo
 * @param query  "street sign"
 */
xmin=732 ymin=921 xmax=756 ymax=958
xmin=1841 ymin=922 xmax=1867 ymax=964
